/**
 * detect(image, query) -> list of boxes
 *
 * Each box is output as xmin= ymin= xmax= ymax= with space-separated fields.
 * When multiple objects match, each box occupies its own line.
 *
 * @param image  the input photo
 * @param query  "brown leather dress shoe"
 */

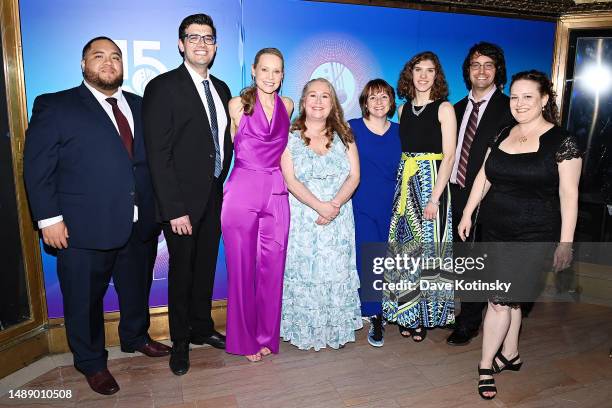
xmin=85 ymin=369 xmax=119 ymax=395
xmin=122 ymin=339 xmax=171 ymax=357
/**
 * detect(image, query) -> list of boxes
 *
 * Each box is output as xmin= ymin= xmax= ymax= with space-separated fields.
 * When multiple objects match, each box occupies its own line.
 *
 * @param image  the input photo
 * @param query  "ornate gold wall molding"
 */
xmin=551 ymin=11 xmax=612 ymax=113
xmin=313 ymin=0 xmax=612 ymax=18
xmin=0 ymin=0 xmax=49 ymax=380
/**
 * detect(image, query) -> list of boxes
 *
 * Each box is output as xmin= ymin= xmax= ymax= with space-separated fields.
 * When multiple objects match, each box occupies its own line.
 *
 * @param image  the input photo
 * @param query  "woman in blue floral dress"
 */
xmin=280 ymin=78 xmax=362 ymax=350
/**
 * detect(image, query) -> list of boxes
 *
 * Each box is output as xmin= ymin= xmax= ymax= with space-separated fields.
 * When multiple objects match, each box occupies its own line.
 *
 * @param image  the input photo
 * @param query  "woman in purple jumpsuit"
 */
xmin=222 ymin=48 xmax=294 ymax=362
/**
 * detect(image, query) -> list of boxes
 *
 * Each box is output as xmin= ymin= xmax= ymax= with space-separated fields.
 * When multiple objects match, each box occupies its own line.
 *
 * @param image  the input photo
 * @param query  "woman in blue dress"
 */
xmin=349 ymin=79 xmax=401 ymax=347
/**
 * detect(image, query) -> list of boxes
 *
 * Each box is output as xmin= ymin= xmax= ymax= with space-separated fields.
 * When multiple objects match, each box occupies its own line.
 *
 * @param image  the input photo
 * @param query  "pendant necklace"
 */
xmin=412 ymin=100 xmax=430 ymax=116
xmin=518 ymin=122 xmax=541 ymax=144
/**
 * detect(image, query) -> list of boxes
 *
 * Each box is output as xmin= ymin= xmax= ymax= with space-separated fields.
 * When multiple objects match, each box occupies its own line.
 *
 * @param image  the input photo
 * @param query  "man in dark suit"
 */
xmin=24 ymin=37 xmax=170 ymax=395
xmin=447 ymin=42 xmax=514 ymax=346
xmin=142 ymin=14 xmax=233 ymax=376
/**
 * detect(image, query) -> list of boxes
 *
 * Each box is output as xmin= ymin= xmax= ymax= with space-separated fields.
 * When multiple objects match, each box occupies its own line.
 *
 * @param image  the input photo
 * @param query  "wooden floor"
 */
xmin=1 ymin=301 xmax=611 ymax=407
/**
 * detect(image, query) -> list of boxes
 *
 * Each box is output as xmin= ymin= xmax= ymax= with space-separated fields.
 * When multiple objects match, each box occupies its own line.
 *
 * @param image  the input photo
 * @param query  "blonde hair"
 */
xmin=240 ymin=48 xmax=284 ymax=115
xmin=290 ymin=78 xmax=354 ymax=148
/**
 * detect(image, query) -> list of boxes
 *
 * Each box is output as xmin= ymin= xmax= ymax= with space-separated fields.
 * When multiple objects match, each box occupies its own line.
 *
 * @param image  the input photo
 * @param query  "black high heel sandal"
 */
xmin=398 ymin=324 xmax=411 ymax=338
xmin=492 ymin=350 xmax=523 ymax=373
xmin=477 ymin=366 xmax=497 ymax=400
xmin=409 ymin=327 xmax=427 ymax=342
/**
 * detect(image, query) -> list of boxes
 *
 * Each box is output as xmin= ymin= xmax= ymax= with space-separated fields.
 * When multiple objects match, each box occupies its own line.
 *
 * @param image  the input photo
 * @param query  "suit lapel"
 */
xmin=77 ymin=83 xmax=120 ymax=137
xmin=210 ymin=75 xmax=230 ymax=115
xmin=476 ymin=89 xmax=503 ymax=139
xmin=454 ymin=97 xmax=468 ymax=143
xmin=178 ymin=64 xmax=213 ymax=138
xmin=210 ymin=74 xmax=233 ymax=167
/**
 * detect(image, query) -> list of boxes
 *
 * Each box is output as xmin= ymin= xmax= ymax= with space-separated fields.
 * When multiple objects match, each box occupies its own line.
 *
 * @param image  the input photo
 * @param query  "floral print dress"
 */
xmin=280 ymin=131 xmax=363 ymax=350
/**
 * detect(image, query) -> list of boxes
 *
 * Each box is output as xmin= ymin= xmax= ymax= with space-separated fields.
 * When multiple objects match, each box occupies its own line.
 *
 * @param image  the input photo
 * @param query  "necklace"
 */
xmin=411 ymin=101 xmax=429 ymax=116
xmin=365 ymin=118 xmax=390 ymax=136
xmin=517 ymin=122 xmax=543 ymax=145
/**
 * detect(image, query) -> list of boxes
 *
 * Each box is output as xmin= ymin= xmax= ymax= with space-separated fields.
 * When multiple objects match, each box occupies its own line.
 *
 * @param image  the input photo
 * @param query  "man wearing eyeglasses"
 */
xmin=142 ymin=13 xmax=233 ymax=376
xmin=447 ymin=42 xmax=514 ymax=346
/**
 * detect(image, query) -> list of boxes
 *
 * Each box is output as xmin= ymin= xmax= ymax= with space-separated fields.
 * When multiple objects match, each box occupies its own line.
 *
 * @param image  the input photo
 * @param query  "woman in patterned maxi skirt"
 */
xmin=383 ymin=51 xmax=457 ymax=341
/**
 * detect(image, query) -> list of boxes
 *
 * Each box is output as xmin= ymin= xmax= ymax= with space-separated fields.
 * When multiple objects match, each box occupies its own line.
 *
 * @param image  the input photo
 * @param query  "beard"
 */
xmin=83 ymin=66 xmax=123 ymax=91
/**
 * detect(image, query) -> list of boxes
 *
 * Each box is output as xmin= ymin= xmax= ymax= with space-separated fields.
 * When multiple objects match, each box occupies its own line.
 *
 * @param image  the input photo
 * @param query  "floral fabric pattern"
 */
xmin=281 ymin=131 xmax=363 ymax=350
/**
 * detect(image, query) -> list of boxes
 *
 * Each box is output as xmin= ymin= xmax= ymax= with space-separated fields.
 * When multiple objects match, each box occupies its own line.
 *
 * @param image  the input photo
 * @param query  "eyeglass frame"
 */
xmin=182 ymin=33 xmax=217 ymax=45
xmin=469 ymin=62 xmax=496 ymax=71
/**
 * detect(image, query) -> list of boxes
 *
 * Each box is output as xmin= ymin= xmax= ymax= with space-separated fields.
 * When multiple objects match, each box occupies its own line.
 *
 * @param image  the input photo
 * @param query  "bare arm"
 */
xmin=457 ymin=149 xmax=492 ymax=241
xmin=228 ymin=96 xmax=243 ymax=142
xmin=332 ymin=141 xmax=360 ymax=206
xmin=424 ymin=102 xmax=457 ymax=219
xmin=558 ymin=158 xmax=581 ymax=242
xmin=282 ymin=96 xmax=294 ymax=119
xmin=397 ymin=104 xmax=404 ymax=124
xmin=280 ymin=147 xmax=339 ymax=221
xmin=553 ymin=157 xmax=581 ymax=271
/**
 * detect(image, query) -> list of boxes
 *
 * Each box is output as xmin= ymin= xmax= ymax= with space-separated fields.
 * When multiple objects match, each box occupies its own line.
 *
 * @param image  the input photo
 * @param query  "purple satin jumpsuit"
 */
xmin=222 ymin=93 xmax=290 ymax=355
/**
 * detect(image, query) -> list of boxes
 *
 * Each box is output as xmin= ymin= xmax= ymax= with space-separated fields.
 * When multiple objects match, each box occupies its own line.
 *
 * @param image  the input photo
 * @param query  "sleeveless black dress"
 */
xmin=383 ymin=100 xmax=454 ymax=328
xmin=479 ymin=125 xmax=582 ymax=305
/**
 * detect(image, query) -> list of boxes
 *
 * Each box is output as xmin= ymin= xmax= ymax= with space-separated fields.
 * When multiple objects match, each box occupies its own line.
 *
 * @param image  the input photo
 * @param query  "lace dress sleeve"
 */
xmin=556 ymin=134 xmax=583 ymax=163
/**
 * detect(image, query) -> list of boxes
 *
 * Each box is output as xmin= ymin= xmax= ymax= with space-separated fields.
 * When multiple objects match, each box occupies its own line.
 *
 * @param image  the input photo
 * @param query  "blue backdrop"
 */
xmin=19 ymin=0 xmax=555 ymax=318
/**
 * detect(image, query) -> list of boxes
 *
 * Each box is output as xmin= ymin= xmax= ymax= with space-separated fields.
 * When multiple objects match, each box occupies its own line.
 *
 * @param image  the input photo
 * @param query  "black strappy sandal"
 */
xmin=398 ymin=324 xmax=411 ymax=338
xmin=409 ymin=327 xmax=427 ymax=342
xmin=477 ymin=366 xmax=497 ymax=400
xmin=492 ymin=350 xmax=523 ymax=373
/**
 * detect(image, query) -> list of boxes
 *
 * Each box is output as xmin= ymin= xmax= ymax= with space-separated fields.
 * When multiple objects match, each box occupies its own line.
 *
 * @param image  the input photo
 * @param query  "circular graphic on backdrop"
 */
xmin=284 ymin=33 xmax=381 ymax=119
xmin=132 ymin=67 xmax=158 ymax=95
xmin=311 ymin=62 xmax=356 ymax=106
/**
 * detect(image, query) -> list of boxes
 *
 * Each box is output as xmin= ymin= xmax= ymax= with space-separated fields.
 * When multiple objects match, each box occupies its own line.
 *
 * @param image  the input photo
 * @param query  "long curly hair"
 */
xmin=397 ymin=51 xmax=448 ymax=102
xmin=240 ymin=47 xmax=284 ymax=116
xmin=462 ymin=42 xmax=507 ymax=91
xmin=510 ymin=70 xmax=559 ymax=125
xmin=290 ymin=78 xmax=354 ymax=149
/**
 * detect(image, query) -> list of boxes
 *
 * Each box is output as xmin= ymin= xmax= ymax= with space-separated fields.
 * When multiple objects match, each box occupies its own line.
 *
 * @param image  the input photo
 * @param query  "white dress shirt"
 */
xmin=183 ymin=62 xmax=226 ymax=166
xmin=450 ymin=86 xmax=498 ymax=184
xmin=38 ymin=81 xmax=138 ymax=229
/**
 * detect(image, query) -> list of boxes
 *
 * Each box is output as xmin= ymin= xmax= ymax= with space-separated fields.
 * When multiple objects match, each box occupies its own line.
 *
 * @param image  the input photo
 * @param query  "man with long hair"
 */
xmin=447 ymin=42 xmax=514 ymax=346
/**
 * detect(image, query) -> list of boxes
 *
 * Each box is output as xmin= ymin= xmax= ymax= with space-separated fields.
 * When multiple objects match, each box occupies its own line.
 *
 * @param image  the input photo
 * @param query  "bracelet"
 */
xmin=556 ymin=242 xmax=574 ymax=252
xmin=428 ymin=198 xmax=440 ymax=206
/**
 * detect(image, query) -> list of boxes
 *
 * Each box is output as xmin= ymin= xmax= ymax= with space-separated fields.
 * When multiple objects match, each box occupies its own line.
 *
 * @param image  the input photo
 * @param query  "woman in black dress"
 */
xmin=458 ymin=70 xmax=582 ymax=399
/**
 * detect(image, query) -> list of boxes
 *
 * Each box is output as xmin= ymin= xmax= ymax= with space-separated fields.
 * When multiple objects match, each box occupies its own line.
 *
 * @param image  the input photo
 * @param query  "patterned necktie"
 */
xmin=105 ymin=97 xmax=133 ymax=159
xmin=456 ymin=99 xmax=485 ymax=188
xmin=202 ymin=80 xmax=222 ymax=178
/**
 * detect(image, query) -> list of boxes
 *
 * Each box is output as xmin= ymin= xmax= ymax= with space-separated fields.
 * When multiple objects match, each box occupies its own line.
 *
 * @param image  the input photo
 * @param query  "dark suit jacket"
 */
xmin=24 ymin=83 xmax=159 ymax=250
xmin=453 ymin=89 xmax=514 ymax=213
xmin=142 ymin=64 xmax=233 ymax=222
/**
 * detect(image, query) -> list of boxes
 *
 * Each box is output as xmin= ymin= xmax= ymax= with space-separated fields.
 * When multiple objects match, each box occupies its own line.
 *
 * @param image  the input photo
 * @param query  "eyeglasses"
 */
xmin=183 ymin=34 xmax=216 ymax=45
xmin=470 ymin=62 xmax=496 ymax=71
